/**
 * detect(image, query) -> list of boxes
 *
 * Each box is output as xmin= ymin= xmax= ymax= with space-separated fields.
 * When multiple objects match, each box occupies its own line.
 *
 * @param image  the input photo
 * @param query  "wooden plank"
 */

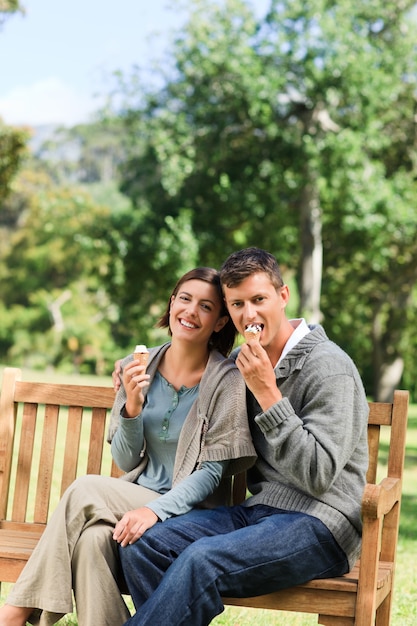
xmin=61 ymin=405 xmax=83 ymax=495
xmin=366 ymin=424 xmax=380 ymax=484
xmin=11 ymin=402 xmax=37 ymax=522
xmin=14 ymin=381 xmax=115 ymax=409
xmin=224 ymin=586 xmax=356 ymax=615
xmin=367 ymin=402 xmax=393 ymax=426
xmin=86 ymin=407 xmax=107 ymax=474
xmin=33 ymin=404 xmax=59 ymax=523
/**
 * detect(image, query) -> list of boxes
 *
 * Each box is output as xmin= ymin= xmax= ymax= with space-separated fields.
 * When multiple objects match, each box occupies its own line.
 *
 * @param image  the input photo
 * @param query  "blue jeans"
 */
xmin=120 ymin=504 xmax=349 ymax=626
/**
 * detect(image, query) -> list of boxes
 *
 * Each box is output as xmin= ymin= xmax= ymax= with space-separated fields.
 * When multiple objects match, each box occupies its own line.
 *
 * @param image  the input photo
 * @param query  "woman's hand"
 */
xmin=122 ymin=360 xmax=150 ymax=418
xmin=113 ymin=507 xmax=159 ymax=547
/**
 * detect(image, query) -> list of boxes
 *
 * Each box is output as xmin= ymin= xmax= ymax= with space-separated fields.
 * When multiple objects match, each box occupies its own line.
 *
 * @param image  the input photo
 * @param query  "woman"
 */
xmin=0 ymin=267 xmax=256 ymax=626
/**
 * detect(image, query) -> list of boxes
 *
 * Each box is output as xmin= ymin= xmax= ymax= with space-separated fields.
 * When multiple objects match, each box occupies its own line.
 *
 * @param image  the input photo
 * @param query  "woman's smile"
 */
xmin=179 ymin=318 xmax=199 ymax=329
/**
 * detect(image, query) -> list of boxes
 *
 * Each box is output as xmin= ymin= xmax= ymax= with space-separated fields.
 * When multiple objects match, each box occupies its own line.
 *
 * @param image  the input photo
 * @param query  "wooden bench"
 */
xmin=0 ymin=367 xmax=409 ymax=626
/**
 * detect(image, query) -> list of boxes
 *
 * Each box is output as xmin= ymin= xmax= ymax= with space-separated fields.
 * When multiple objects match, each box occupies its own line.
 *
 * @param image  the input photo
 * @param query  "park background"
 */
xmin=1 ymin=0 xmax=416 ymax=623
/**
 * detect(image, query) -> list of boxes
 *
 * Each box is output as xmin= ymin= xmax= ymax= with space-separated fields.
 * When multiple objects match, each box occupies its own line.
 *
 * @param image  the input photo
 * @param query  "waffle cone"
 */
xmin=133 ymin=345 xmax=149 ymax=368
xmin=244 ymin=330 xmax=261 ymax=343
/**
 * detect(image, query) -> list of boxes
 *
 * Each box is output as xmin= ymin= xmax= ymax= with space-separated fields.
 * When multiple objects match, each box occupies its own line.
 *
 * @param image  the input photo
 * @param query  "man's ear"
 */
xmin=280 ymin=284 xmax=290 ymax=309
xmin=214 ymin=315 xmax=229 ymax=332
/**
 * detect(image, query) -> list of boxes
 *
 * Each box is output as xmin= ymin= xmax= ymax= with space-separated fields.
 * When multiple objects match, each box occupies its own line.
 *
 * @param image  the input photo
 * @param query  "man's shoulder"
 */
xmin=304 ymin=326 xmax=361 ymax=374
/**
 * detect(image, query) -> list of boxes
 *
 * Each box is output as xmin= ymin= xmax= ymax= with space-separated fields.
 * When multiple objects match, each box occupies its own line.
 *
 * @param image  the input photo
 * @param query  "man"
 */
xmin=117 ymin=247 xmax=369 ymax=626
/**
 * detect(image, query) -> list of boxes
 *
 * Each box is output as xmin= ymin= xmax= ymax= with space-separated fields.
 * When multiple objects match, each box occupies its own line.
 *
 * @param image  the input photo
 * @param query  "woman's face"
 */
xmin=169 ymin=279 xmax=229 ymax=347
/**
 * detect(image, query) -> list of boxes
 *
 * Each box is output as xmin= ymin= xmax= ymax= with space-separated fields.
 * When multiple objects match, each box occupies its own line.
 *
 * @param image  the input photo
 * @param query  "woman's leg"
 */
xmin=3 ymin=475 xmax=159 ymax=626
xmin=0 ymin=605 xmax=33 ymax=626
xmin=72 ymin=523 xmax=130 ymax=626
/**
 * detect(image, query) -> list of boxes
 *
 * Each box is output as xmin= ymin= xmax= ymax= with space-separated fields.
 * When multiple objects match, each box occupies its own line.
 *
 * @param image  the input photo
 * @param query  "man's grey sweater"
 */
xmin=235 ymin=325 xmax=369 ymax=569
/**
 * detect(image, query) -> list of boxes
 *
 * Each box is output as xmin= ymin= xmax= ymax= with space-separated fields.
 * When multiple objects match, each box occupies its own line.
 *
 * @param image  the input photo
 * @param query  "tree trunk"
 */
xmin=371 ymin=297 xmax=407 ymax=401
xmin=298 ymin=179 xmax=323 ymax=324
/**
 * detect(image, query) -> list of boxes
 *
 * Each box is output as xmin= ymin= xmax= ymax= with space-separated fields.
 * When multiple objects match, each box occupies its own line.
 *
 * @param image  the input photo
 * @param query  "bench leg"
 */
xmin=375 ymin=593 xmax=392 ymax=626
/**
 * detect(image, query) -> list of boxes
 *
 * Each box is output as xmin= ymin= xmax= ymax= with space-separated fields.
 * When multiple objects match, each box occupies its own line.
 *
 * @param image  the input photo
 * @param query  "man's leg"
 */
xmin=120 ymin=506 xmax=238 ymax=608
xmin=122 ymin=505 xmax=349 ymax=626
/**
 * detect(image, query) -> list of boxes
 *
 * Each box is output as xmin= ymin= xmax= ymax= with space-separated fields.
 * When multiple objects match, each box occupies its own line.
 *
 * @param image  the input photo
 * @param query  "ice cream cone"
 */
xmin=243 ymin=324 xmax=262 ymax=343
xmin=133 ymin=344 xmax=149 ymax=368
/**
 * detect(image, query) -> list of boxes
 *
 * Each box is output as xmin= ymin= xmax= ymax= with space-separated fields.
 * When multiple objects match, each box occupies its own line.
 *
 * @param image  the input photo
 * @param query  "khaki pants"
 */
xmin=6 ymin=475 xmax=160 ymax=626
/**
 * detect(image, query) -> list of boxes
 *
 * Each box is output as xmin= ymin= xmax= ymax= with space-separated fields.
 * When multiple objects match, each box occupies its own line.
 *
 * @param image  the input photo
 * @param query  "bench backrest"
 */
xmin=0 ymin=366 xmax=408 ymax=544
xmin=0 ymin=367 xmax=120 ymax=527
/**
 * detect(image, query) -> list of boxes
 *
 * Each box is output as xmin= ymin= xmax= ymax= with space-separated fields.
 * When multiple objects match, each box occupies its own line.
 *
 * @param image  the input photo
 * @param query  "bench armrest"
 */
xmin=361 ymin=477 xmax=401 ymax=520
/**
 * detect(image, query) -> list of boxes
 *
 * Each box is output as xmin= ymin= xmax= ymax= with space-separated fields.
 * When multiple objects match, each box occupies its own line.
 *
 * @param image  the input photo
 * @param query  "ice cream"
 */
xmin=243 ymin=324 xmax=262 ymax=343
xmin=133 ymin=344 xmax=149 ymax=368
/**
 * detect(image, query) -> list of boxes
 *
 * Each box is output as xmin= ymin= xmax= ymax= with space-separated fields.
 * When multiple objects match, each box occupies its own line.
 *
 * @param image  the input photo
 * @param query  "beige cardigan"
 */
xmin=108 ymin=343 xmax=256 ymax=508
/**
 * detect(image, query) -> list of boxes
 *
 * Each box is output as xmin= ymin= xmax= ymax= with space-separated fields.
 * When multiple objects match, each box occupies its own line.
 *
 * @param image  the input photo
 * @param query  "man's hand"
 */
xmin=113 ymin=507 xmax=159 ymax=547
xmin=236 ymin=342 xmax=282 ymax=411
xmin=112 ymin=359 xmax=123 ymax=392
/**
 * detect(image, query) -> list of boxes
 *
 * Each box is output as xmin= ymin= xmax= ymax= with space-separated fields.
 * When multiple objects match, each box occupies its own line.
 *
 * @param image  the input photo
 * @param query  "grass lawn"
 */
xmin=1 ymin=367 xmax=416 ymax=624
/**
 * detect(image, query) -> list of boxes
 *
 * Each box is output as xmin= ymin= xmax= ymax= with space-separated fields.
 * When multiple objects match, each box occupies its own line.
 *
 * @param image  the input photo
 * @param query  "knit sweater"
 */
xmin=236 ymin=325 xmax=369 ymax=569
xmin=108 ymin=343 xmax=257 ymax=509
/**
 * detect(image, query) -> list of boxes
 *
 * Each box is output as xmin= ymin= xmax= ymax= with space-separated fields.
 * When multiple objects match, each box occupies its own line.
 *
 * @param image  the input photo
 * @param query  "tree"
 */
xmin=1 ymin=1 xmax=30 ymax=248
xmin=0 ymin=170 xmax=120 ymax=373
xmin=0 ymin=0 xmax=23 ymax=22
xmin=109 ymin=0 xmax=417 ymax=398
xmin=0 ymin=122 xmax=28 ymax=204
xmin=109 ymin=0 xmax=299 ymax=335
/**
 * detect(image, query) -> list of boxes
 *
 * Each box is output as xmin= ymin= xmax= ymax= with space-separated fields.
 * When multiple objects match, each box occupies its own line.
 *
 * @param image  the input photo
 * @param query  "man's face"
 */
xmin=223 ymin=272 xmax=289 ymax=350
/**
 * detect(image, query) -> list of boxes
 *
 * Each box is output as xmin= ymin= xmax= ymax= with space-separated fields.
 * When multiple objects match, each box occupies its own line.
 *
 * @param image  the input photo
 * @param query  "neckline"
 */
xmin=156 ymin=370 xmax=200 ymax=393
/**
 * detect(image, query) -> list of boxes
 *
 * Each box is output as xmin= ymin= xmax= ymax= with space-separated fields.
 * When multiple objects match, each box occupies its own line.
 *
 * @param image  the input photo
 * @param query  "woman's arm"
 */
xmin=111 ymin=414 xmax=145 ymax=472
xmin=148 ymin=460 xmax=227 ymax=520
xmin=113 ymin=460 xmax=227 ymax=546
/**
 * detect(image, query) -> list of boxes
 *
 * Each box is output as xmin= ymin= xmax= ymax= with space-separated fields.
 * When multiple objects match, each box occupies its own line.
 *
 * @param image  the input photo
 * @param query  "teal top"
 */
xmin=139 ymin=371 xmax=199 ymax=493
xmin=112 ymin=371 xmax=227 ymax=520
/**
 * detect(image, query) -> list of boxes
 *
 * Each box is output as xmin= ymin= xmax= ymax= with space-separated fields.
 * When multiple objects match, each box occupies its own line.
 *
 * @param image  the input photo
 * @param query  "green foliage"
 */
xmin=0 ymin=0 xmax=23 ymax=17
xmin=0 ymin=121 xmax=29 ymax=204
xmin=102 ymin=0 xmax=417 ymax=396
xmin=2 ymin=0 xmax=417 ymax=391
xmin=0 ymin=171 xmax=120 ymax=374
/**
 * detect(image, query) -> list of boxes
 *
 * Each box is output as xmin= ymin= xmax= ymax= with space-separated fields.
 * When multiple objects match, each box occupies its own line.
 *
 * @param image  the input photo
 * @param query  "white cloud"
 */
xmin=0 ymin=78 xmax=99 ymax=127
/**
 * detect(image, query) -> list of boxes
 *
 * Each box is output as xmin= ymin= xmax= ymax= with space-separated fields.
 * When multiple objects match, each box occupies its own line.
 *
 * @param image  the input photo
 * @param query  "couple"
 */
xmin=0 ymin=247 xmax=369 ymax=626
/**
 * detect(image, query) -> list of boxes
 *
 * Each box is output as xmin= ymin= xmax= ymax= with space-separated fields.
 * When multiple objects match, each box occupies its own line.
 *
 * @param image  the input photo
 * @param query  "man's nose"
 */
xmin=242 ymin=302 xmax=257 ymax=320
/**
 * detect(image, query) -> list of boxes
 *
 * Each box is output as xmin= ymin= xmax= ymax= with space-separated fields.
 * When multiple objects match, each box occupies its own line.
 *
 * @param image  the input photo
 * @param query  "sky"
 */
xmin=0 ymin=0 xmax=269 ymax=128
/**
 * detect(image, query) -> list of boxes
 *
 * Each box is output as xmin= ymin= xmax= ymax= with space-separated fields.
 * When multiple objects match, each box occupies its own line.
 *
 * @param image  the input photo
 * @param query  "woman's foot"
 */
xmin=0 ymin=603 xmax=33 ymax=626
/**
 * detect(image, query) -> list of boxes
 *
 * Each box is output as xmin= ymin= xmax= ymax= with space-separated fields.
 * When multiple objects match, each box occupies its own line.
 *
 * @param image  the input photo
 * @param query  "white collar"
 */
xmin=275 ymin=318 xmax=310 ymax=367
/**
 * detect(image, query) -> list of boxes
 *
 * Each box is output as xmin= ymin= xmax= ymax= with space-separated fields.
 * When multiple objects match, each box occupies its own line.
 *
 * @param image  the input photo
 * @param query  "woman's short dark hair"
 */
xmin=157 ymin=267 xmax=237 ymax=356
xmin=220 ymin=247 xmax=284 ymax=291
